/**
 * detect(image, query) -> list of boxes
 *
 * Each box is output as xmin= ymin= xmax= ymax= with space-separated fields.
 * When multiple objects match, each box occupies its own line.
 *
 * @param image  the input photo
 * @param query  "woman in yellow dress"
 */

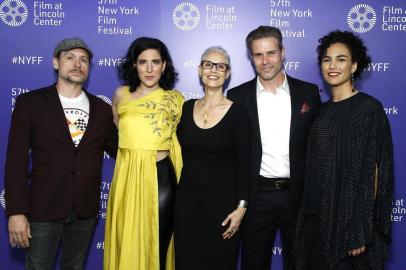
xmin=104 ymin=37 xmax=184 ymax=270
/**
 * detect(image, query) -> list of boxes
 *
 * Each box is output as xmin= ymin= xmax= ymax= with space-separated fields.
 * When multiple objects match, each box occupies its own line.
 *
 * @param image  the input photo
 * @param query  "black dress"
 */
xmin=174 ymin=99 xmax=251 ymax=270
xmin=295 ymin=92 xmax=394 ymax=270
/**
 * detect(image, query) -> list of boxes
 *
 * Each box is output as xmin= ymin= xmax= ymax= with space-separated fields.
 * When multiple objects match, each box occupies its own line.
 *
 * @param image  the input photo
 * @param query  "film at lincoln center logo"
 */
xmin=0 ymin=189 xmax=6 ymax=210
xmin=347 ymin=4 xmax=376 ymax=33
xmin=172 ymin=2 xmax=200 ymax=31
xmin=97 ymin=95 xmax=112 ymax=106
xmin=0 ymin=0 xmax=28 ymax=27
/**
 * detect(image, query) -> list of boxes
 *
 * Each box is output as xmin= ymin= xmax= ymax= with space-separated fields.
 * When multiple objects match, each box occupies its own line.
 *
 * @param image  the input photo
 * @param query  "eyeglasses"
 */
xmin=200 ymin=60 xmax=229 ymax=72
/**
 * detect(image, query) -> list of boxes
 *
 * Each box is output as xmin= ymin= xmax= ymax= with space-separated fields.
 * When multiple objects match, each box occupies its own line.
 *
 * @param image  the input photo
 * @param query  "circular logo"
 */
xmin=0 ymin=189 xmax=6 ymax=209
xmin=172 ymin=2 xmax=200 ymax=31
xmin=97 ymin=95 xmax=112 ymax=105
xmin=0 ymin=0 xmax=28 ymax=27
xmin=347 ymin=4 xmax=376 ymax=33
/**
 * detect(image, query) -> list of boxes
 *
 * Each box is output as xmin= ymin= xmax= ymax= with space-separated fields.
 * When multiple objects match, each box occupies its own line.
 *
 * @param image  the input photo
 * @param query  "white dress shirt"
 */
xmin=256 ymin=74 xmax=291 ymax=178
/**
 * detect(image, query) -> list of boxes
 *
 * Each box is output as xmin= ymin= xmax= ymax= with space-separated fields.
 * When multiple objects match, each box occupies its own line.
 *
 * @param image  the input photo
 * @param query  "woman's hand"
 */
xmin=221 ymin=207 xmax=246 ymax=239
xmin=348 ymin=246 xmax=366 ymax=256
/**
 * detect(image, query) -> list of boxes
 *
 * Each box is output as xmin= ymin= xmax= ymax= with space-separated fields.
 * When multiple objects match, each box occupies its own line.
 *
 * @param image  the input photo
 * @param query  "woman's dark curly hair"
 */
xmin=317 ymin=30 xmax=371 ymax=81
xmin=120 ymin=37 xmax=178 ymax=92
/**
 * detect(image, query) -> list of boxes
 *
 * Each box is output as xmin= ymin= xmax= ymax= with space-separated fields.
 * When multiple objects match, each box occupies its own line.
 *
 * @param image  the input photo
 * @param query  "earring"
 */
xmin=351 ymin=73 xmax=355 ymax=92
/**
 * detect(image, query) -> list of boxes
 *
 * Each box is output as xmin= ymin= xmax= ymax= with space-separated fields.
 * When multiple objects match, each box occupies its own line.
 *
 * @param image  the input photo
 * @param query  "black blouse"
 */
xmin=296 ymin=92 xmax=394 ymax=269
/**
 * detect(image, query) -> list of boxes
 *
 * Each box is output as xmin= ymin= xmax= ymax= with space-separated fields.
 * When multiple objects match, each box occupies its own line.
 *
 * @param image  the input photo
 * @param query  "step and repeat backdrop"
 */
xmin=0 ymin=0 xmax=405 ymax=269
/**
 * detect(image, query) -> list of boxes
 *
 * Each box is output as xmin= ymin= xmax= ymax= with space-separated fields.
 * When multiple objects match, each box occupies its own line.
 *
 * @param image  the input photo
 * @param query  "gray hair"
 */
xmin=200 ymin=46 xmax=231 ymax=66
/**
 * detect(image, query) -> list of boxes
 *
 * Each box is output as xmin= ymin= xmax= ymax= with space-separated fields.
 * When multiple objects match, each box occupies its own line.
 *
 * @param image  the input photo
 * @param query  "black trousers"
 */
xmin=241 ymin=177 xmax=297 ymax=270
xmin=157 ymin=157 xmax=177 ymax=270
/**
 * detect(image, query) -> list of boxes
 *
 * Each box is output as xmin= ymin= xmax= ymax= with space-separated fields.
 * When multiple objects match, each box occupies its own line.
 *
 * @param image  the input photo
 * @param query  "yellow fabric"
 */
xmin=104 ymin=87 xmax=184 ymax=270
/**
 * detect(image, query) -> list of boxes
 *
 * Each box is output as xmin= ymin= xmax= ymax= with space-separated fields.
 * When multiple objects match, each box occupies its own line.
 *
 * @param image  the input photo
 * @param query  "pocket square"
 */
xmin=300 ymin=101 xmax=310 ymax=114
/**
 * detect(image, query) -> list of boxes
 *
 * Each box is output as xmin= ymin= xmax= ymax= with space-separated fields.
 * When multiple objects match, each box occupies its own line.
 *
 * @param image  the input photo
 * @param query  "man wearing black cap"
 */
xmin=5 ymin=37 xmax=118 ymax=269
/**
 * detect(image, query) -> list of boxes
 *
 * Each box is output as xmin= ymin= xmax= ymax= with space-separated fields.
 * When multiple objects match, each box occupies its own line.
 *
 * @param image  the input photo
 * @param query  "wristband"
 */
xmin=238 ymin=200 xmax=248 ymax=208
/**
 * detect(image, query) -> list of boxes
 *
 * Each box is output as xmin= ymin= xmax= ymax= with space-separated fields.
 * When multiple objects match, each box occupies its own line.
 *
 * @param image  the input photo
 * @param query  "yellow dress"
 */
xmin=104 ymin=87 xmax=184 ymax=270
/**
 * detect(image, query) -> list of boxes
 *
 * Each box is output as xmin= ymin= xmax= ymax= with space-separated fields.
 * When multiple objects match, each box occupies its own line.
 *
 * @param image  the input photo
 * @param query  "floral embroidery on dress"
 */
xmin=138 ymin=91 xmax=180 ymax=137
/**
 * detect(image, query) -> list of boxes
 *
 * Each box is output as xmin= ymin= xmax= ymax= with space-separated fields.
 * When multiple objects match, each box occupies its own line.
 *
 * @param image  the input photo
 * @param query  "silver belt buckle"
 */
xmin=275 ymin=180 xmax=284 ymax=190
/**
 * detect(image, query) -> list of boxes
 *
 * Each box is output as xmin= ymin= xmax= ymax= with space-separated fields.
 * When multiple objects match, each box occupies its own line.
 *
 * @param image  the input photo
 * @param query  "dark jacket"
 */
xmin=227 ymin=75 xmax=321 ymax=212
xmin=5 ymin=84 xmax=118 ymax=222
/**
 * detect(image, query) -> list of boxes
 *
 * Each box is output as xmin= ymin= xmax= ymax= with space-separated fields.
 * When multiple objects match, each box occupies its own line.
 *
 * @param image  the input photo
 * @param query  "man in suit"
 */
xmin=227 ymin=26 xmax=321 ymax=270
xmin=5 ymin=37 xmax=117 ymax=270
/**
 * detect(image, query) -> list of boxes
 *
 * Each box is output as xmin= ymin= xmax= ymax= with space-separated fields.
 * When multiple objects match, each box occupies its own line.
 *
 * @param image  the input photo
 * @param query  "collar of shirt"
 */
xmin=58 ymin=90 xmax=86 ymax=103
xmin=256 ymin=71 xmax=290 ymax=98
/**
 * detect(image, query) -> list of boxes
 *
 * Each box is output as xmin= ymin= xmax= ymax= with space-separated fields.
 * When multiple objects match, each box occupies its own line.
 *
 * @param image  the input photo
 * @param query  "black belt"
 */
xmin=259 ymin=176 xmax=290 ymax=190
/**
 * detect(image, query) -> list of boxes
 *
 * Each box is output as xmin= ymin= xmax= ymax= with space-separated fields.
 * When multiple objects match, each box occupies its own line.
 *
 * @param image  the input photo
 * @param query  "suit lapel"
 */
xmin=288 ymin=76 xmax=304 ymax=140
xmin=77 ymin=91 xmax=95 ymax=148
xmin=44 ymin=85 xmax=76 ymax=148
xmin=245 ymin=79 xmax=262 ymax=148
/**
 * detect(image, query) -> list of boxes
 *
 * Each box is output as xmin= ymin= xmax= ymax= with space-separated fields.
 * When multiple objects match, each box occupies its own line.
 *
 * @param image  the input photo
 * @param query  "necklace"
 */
xmin=202 ymin=96 xmax=223 ymax=124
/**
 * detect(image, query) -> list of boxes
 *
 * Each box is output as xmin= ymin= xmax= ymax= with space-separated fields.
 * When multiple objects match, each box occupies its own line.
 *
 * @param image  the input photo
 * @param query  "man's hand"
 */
xmin=8 ymin=214 xmax=31 ymax=248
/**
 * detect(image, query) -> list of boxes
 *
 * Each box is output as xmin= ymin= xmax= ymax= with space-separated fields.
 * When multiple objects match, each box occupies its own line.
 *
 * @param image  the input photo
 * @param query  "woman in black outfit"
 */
xmin=295 ymin=30 xmax=394 ymax=270
xmin=174 ymin=46 xmax=251 ymax=270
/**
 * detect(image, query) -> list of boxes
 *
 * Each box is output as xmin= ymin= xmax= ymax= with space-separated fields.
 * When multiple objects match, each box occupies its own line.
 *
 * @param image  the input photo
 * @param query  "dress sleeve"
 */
xmin=374 ymin=106 xmax=394 ymax=239
xmin=233 ymin=104 xmax=252 ymax=201
xmin=173 ymin=90 xmax=185 ymax=126
xmin=367 ymin=104 xmax=394 ymax=267
xmin=345 ymin=101 xmax=393 ymax=264
xmin=169 ymin=90 xmax=185 ymax=182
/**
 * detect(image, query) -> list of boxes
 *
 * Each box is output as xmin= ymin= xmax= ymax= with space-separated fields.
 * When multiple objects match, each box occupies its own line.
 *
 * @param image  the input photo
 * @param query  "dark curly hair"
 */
xmin=120 ymin=37 xmax=178 ymax=92
xmin=317 ymin=30 xmax=371 ymax=81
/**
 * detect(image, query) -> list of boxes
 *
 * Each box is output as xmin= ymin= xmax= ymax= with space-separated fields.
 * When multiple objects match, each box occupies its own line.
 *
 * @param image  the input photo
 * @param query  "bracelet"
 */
xmin=238 ymin=200 xmax=248 ymax=208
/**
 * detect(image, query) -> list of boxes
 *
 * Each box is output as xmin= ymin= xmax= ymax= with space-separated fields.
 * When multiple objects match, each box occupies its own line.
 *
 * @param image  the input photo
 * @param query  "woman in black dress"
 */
xmin=174 ymin=46 xmax=251 ymax=270
xmin=295 ymin=31 xmax=394 ymax=270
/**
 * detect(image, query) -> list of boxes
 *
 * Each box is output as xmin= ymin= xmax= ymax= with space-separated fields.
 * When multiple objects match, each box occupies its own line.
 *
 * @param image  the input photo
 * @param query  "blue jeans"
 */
xmin=25 ymin=211 xmax=96 ymax=270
